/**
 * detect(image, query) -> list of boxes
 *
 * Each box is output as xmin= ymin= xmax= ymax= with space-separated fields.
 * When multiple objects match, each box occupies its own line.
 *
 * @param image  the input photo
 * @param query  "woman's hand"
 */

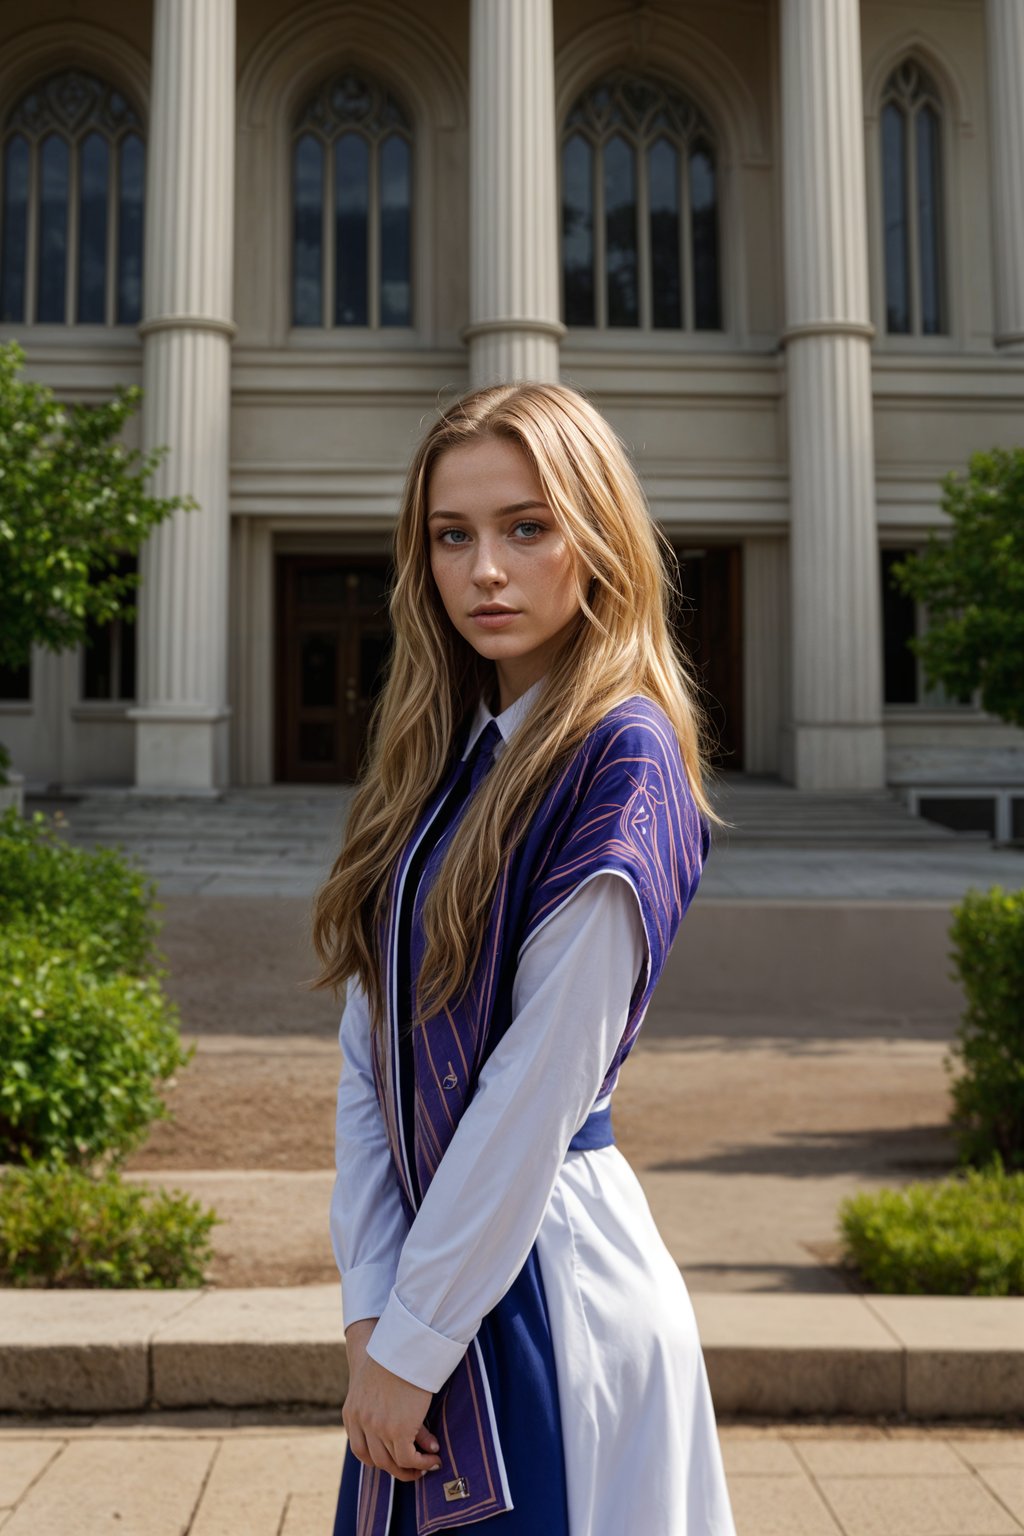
xmin=343 ymin=1321 xmax=443 ymax=1483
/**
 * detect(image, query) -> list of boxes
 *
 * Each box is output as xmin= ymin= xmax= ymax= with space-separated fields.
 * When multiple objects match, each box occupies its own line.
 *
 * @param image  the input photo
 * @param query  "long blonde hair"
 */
xmin=309 ymin=381 xmax=726 ymax=1035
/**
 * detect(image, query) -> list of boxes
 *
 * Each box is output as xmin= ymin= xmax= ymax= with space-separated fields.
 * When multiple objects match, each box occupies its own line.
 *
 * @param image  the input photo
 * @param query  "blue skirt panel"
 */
xmin=331 ymin=1244 xmax=570 ymax=1535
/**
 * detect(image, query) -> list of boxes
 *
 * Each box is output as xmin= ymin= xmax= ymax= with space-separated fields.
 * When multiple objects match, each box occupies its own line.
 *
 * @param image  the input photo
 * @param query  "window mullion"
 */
xmin=368 ymin=134 xmax=380 ymax=329
xmin=106 ymin=133 xmax=118 ymax=326
xmin=636 ymin=134 xmax=650 ymax=330
xmin=25 ymin=137 xmax=39 ymax=323
xmin=323 ymin=135 xmax=333 ymax=329
xmin=594 ymin=137 xmax=606 ymax=329
xmin=907 ymin=107 xmax=922 ymax=336
xmin=67 ymin=134 xmax=79 ymax=324
xmin=681 ymin=139 xmax=694 ymax=332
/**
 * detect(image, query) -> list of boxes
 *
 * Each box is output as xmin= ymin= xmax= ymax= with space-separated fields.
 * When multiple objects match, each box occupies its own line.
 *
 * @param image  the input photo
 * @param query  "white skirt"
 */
xmin=535 ymin=1144 xmax=738 ymax=1536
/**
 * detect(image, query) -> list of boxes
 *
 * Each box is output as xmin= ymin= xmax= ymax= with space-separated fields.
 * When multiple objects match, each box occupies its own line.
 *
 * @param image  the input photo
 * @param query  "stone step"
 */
xmin=1 ymin=1288 xmax=1019 ymax=1420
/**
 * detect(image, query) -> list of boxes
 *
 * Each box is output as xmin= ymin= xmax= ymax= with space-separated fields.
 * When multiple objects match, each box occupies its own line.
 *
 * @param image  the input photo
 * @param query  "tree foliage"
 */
xmin=889 ymin=449 xmax=1024 ymax=728
xmin=0 ymin=339 xmax=193 ymax=671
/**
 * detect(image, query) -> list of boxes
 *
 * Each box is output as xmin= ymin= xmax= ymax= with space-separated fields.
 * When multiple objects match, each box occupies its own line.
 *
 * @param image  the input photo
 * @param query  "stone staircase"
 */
xmin=706 ymin=773 xmax=984 ymax=846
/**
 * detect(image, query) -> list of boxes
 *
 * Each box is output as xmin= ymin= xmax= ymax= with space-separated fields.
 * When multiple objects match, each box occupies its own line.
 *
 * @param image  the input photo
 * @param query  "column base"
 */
xmin=787 ymin=722 xmax=887 ymax=791
xmin=126 ymin=707 xmax=232 ymax=793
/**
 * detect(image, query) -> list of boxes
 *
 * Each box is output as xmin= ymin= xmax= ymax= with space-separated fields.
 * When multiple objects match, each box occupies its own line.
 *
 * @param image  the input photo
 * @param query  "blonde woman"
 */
xmin=313 ymin=382 xmax=737 ymax=1536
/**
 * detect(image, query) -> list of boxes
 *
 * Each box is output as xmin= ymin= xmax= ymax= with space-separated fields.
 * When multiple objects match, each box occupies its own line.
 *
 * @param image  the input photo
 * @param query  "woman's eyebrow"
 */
xmin=427 ymin=500 xmax=548 ymax=522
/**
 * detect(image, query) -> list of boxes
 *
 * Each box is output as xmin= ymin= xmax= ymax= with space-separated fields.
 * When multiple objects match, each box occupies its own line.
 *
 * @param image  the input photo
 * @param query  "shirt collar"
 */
xmin=461 ymin=673 xmax=547 ymax=759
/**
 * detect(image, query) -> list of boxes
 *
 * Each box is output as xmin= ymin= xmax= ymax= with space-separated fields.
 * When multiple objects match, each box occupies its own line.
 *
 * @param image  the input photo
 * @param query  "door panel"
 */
xmin=670 ymin=543 xmax=743 ymax=770
xmin=276 ymin=555 xmax=394 ymax=783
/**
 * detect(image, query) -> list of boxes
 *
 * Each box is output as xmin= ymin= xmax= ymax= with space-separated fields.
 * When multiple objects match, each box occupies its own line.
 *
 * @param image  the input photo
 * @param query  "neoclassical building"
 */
xmin=1 ymin=0 xmax=1022 ymax=834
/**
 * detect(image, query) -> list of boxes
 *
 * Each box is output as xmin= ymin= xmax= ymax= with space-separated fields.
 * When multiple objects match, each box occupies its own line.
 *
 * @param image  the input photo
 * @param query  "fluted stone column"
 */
xmin=465 ymin=0 xmax=564 ymax=386
xmin=128 ymin=0 xmax=235 ymax=791
xmin=780 ymin=0 xmax=885 ymax=791
xmin=986 ymin=0 xmax=1024 ymax=347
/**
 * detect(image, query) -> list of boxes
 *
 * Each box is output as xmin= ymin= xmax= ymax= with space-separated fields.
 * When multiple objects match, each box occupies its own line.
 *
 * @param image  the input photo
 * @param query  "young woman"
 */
xmin=312 ymin=381 xmax=738 ymax=1536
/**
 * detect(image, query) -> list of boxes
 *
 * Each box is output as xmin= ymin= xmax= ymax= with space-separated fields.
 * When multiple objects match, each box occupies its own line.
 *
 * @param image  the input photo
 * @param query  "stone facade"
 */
xmin=0 ymin=0 xmax=1021 ymax=812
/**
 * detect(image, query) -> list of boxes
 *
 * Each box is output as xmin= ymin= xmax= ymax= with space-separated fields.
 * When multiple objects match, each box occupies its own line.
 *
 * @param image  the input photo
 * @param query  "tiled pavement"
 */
xmin=0 ymin=1413 xmax=1022 ymax=1535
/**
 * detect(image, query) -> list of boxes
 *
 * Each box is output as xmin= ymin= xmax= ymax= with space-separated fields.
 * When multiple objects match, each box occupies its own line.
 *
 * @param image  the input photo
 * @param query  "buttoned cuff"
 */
xmin=365 ymin=1287 xmax=468 ymax=1393
xmin=340 ymin=1263 xmax=398 ymax=1330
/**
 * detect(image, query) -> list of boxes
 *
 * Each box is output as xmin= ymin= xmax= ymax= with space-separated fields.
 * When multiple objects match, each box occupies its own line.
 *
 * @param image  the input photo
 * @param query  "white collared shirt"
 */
xmin=460 ymin=672 xmax=547 ymax=761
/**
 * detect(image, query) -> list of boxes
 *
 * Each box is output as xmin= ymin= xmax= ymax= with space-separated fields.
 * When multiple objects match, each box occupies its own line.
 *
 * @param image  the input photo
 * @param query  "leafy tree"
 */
xmin=0 ymin=340 xmax=193 ymax=780
xmin=889 ymin=449 xmax=1024 ymax=727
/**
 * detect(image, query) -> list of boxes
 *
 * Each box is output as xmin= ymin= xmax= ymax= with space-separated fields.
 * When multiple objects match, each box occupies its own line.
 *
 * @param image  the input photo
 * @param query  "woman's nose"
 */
xmin=471 ymin=541 xmax=505 ymax=580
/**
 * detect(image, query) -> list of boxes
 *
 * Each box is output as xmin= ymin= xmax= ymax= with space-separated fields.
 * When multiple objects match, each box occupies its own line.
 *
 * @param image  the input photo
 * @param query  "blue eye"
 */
xmin=436 ymin=520 xmax=543 ymax=545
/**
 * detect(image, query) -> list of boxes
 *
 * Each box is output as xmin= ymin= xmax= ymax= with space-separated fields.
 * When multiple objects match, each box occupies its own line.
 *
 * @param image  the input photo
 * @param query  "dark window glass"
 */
xmin=379 ymin=134 xmax=411 ymax=326
xmin=0 ymin=134 xmax=29 ymax=322
xmin=562 ymin=133 xmax=594 ymax=325
xmin=117 ymin=133 xmax=144 ymax=324
xmin=690 ymin=143 xmax=721 ymax=329
xmin=0 ymin=656 xmax=30 ymax=700
xmin=83 ymin=618 xmax=114 ymax=699
xmin=604 ymin=133 xmax=637 ymax=326
xmin=916 ymin=105 xmax=944 ymax=335
xmin=882 ymin=104 xmax=910 ymax=333
xmin=334 ymin=132 xmax=369 ymax=326
xmin=37 ymin=133 xmax=69 ymax=322
xmin=649 ymin=137 xmax=680 ymax=328
xmin=77 ymin=131 xmax=108 ymax=323
xmin=82 ymin=553 xmax=137 ymax=701
xmin=119 ymin=606 xmax=136 ymax=698
xmin=918 ymin=796 xmax=996 ymax=837
xmin=293 ymin=73 xmax=413 ymax=330
xmin=1012 ymin=797 xmax=1024 ymax=841
xmin=293 ymin=133 xmax=324 ymax=326
xmin=881 ymin=549 xmax=917 ymax=703
xmin=561 ymin=73 xmax=720 ymax=334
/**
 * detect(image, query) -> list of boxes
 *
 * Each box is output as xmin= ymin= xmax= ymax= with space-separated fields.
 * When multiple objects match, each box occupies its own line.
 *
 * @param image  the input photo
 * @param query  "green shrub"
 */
xmin=0 ymin=929 xmax=191 ymax=1167
xmin=0 ymin=807 xmax=160 ymax=977
xmin=838 ymin=1156 xmax=1024 ymax=1295
xmin=946 ymin=885 xmax=1024 ymax=1171
xmin=0 ymin=1159 xmax=219 ymax=1287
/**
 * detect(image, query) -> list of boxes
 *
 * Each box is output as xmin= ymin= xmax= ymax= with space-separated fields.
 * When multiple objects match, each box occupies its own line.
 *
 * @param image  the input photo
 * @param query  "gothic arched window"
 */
xmin=0 ymin=69 xmax=144 ymax=326
xmin=292 ymin=71 xmax=413 ymax=329
xmin=561 ymin=72 xmax=721 ymax=332
xmin=880 ymin=61 xmax=946 ymax=335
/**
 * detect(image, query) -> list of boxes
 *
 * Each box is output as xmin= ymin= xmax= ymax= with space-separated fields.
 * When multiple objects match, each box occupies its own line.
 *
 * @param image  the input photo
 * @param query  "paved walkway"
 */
xmin=28 ymin=779 xmax=1024 ymax=900
xmin=0 ymin=1412 xmax=1022 ymax=1535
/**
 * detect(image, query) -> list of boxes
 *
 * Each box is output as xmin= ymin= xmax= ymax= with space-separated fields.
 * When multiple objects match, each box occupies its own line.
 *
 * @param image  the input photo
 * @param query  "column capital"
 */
xmin=138 ymin=314 xmax=239 ymax=341
xmin=781 ymin=320 xmax=876 ymax=345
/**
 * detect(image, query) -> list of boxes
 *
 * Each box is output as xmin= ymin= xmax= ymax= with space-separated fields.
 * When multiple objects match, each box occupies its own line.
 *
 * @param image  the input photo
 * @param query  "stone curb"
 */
xmin=0 ymin=1287 xmax=1021 ymax=1419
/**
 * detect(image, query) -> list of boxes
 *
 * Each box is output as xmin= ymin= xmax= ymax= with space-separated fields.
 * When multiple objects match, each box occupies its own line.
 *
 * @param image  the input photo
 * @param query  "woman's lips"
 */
xmin=471 ymin=611 xmax=520 ymax=628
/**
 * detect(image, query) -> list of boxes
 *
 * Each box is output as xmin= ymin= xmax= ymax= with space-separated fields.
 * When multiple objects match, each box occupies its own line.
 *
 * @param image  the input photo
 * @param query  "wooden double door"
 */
xmin=669 ymin=543 xmax=744 ymax=771
xmin=275 ymin=545 xmax=743 ymax=782
xmin=275 ymin=555 xmax=394 ymax=783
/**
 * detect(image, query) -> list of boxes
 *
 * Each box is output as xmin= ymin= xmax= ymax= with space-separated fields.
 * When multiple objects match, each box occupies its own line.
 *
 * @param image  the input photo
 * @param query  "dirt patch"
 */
xmin=114 ymin=896 xmax=961 ymax=1289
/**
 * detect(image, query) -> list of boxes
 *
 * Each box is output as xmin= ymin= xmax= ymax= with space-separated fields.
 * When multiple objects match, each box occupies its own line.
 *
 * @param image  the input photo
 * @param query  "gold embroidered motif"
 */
xmin=442 ymin=1061 xmax=458 ymax=1090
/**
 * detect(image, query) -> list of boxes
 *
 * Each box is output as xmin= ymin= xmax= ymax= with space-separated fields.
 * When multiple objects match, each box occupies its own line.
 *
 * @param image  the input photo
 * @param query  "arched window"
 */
xmin=292 ymin=70 xmax=413 ymax=329
xmin=561 ymin=72 xmax=721 ymax=332
xmin=0 ymin=69 xmax=144 ymax=326
xmin=880 ymin=61 xmax=946 ymax=336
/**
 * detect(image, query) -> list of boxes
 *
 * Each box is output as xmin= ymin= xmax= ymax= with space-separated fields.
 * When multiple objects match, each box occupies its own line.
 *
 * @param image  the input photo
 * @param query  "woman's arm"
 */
xmin=364 ymin=870 xmax=647 ymax=1392
xmin=329 ymin=976 xmax=410 ymax=1329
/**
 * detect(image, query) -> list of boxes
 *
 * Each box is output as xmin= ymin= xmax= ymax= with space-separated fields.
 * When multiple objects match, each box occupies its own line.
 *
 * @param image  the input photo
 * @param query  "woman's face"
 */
xmin=427 ymin=435 xmax=583 ymax=709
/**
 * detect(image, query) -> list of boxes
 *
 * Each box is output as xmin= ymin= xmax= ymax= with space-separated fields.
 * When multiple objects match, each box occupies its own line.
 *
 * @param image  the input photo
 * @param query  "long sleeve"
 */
xmin=365 ymin=870 xmax=648 ymax=1392
xmin=329 ymin=976 xmax=411 ymax=1329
